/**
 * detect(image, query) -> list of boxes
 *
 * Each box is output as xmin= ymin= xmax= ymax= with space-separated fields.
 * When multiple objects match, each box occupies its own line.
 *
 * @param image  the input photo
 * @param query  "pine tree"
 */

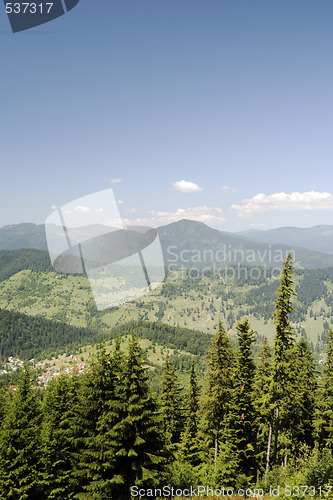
xmin=74 ymin=344 xmax=123 ymax=499
xmin=253 ymin=337 xmax=272 ymax=473
xmin=220 ymin=319 xmax=257 ymax=485
xmin=76 ymin=337 xmax=164 ymax=500
xmin=316 ymin=329 xmax=333 ymax=450
xmin=186 ymin=358 xmax=200 ymax=440
xmin=159 ymin=354 xmax=184 ymax=448
xmin=0 ymin=388 xmax=8 ymax=426
xmin=178 ymin=358 xmax=200 ymax=466
xmin=269 ymin=253 xmax=296 ymax=469
xmin=41 ymin=373 xmax=79 ymax=499
xmin=290 ymin=337 xmax=317 ymax=452
xmin=201 ymin=320 xmax=234 ymax=466
xmin=0 ymin=365 xmax=43 ymax=499
xmin=106 ymin=336 xmax=165 ymax=499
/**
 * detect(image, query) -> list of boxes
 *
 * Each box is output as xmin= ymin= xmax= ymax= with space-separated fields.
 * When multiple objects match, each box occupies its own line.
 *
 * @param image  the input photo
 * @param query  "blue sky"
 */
xmin=1 ymin=0 xmax=333 ymax=231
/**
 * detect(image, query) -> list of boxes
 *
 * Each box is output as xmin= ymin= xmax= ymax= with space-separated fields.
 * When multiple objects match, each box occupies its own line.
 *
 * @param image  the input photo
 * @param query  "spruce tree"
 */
xmin=178 ymin=358 xmax=200 ymax=466
xmin=0 ymin=365 xmax=43 ymax=499
xmin=41 ymin=373 xmax=79 ymax=499
xmin=253 ymin=336 xmax=272 ymax=472
xmin=316 ymin=329 xmax=333 ymax=450
xmin=186 ymin=358 xmax=200 ymax=440
xmin=201 ymin=320 xmax=234 ymax=466
xmin=74 ymin=344 xmax=123 ymax=499
xmin=289 ymin=337 xmax=317 ymax=451
xmin=107 ymin=336 xmax=164 ymax=499
xmin=269 ymin=253 xmax=296 ymax=468
xmin=76 ymin=337 xmax=164 ymax=500
xmin=220 ymin=319 xmax=257 ymax=485
xmin=159 ymin=354 xmax=184 ymax=448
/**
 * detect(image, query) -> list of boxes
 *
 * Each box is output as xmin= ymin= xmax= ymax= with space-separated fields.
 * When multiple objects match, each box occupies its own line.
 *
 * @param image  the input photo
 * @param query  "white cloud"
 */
xmin=222 ymin=185 xmax=237 ymax=194
xmin=172 ymin=180 xmax=202 ymax=193
xmin=95 ymin=208 xmax=104 ymax=213
xmin=50 ymin=205 xmax=57 ymax=210
xmin=110 ymin=178 xmax=123 ymax=184
xmin=117 ymin=200 xmax=124 ymax=204
xmin=105 ymin=218 xmax=123 ymax=227
xmin=129 ymin=206 xmax=225 ymax=226
xmin=74 ymin=205 xmax=91 ymax=213
xmin=231 ymin=191 xmax=333 ymax=218
xmin=128 ymin=208 xmax=137 ymax=214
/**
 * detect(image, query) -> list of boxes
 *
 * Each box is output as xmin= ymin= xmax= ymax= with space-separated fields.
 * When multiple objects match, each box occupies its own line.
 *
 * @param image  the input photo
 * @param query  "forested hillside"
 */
xmin=1 ymin=248 xmax=333 ymax=351
xmin=0 ymin=308 xmax=95 ymax=361
xmin=1 ymin=255 xmax=333 ymax=499
xmin=0 ymin=249 xmax=51 ymax=282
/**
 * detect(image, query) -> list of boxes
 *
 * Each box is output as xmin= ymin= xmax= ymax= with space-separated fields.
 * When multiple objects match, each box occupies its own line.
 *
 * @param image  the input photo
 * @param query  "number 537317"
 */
xmin=5 ymin=3 xmax=54 ymax=14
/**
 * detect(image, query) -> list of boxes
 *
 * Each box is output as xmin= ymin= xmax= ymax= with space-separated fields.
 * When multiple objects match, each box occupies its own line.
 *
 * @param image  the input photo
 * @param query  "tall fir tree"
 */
xmin=289 ymin=337 xmax=317 ymax=452
xmin=0 ymin=365 xmax=43 ymax=500
xmin=185 ymin=358 xmax=200 ymax=439
xmin=315 ymin=329 xmax=333 ymax=450
xmin=253 ymin=337 xmax=272 ymax=473
xmin=76 ymin=337 xmax=164 ymax=500
xmin=41 ymin=373 xmax=79 ymax=499
xmin=73 ymin=343 xmax=124 ymax=499
xmin=201 ymin=320 xmax=234 ymax=466
xmin=178 ymin=358 xmax=200 ymax=466
xmin=268 ymin=253 xmax=296 ymax=469
xmin=106 ymin=335 xmax=165 ymax=499
xmin=159 ymin=354 xmax=184 ymax=448
xmin=219 ymin=319 xmax=257 ymax=486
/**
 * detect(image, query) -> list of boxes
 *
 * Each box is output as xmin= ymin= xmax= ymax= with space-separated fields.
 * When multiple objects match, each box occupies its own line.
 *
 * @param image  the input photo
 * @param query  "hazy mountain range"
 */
xmin=1 ymin=220 xmax=333 ymax=269
xmin=238 ymin=225 xmax=333 ymax=254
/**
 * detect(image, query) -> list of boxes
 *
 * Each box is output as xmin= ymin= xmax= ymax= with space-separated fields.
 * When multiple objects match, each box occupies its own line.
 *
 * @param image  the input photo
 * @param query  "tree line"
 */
xmin=1 ymin=254 xmax=333 ymax=498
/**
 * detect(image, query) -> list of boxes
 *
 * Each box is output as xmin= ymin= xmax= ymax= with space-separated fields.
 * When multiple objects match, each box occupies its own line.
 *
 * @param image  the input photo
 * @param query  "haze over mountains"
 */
xmin=1 ymin=220 xmax=333 ymax=269
xmin=238 ymin=225 xmax=333 ymax=255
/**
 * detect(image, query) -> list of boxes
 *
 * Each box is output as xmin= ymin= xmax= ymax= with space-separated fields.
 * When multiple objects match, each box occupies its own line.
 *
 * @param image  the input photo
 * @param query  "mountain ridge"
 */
xmin=237 ymin=224 xmax=333 ymax=254
xmin=1 ymin=220 xmax=333 ymax=269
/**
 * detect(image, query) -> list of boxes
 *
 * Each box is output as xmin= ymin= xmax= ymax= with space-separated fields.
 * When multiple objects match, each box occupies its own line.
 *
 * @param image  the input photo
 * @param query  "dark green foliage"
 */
xmin=273 ymin=253 xmax=296 ymax=381
xmin=270 ymin=253 xmax=297 ymax=467
xmin=290 ymin=337 xmax=317 ymax=451
xmin=73 ymin=339 xmax=164 ymax=500
xmin=109 ymin=320 xmax=212 ymax=356
xmin=253 ymin=337 xmax=272 ymax=472
xmin=295 ymin=268 xmax=333 ymax=307
xmin=106 ymin=337 xmax=164 ymax=499
xmin=0 ymin=249 xmax=51 ymax=283
xmin=159 ymin=354 xmax=184 ymax=447
xmin=0 ymin=370 xmax=21 ymax=391
xmin=185 ymin=358 xmax=200 ymax=441
xmin=0 ymin=366 xmax=43 ymax=499
xmin=41 ymin=374 xmax=79 ymax=499
xmin=219 ymin=319 xmax=257 ymax=485
xmin=316 ymin=329 xmax=333 ymax=450
xmin=177 ymin=358 xmax=201 ymax=467
xmin=72 ymin=345 xmax=122 ymax=499
xmin=305 ymin=448 xmax=333 ymax=487
xmin=201 ymin=321 xmax=234 ymax=464
xmin=0 ymin=308 xmax=96 ymax=361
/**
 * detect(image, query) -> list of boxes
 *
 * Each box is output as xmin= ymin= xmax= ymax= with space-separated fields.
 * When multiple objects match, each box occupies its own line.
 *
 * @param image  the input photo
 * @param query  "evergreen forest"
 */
xmin=1 ymin=254 xmax=333 ymax=499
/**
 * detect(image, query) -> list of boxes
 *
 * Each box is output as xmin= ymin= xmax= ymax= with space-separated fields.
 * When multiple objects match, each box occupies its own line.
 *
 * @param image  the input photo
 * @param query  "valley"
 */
xmin=0 ymin=262 xmax=332 ymax=353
